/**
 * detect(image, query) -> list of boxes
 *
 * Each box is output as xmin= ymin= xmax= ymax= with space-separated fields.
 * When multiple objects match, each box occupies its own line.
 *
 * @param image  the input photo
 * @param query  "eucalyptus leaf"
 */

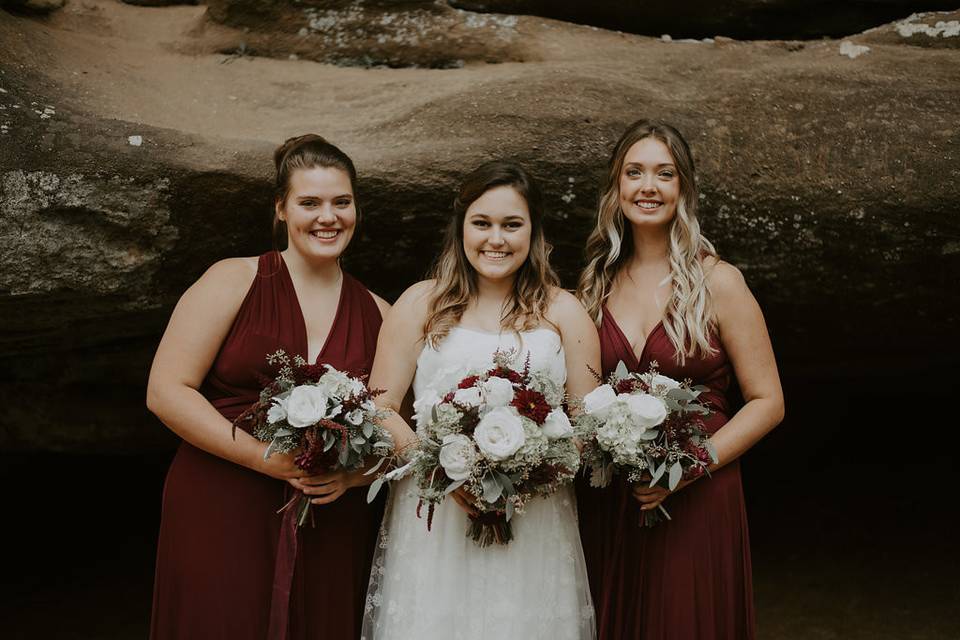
xmin=664 ymin=398 xmax=682 ymax=412
xmin=704 ymin=440 xmax=719 ymax=464
xmin=364 ymin=456 xmax=387 ymax=476
xmin=667 ymin=387 xmax=696 ymax=403
xmin=274 ymin=428 xmax=293 ymax=438
xmin=505 ymin=499 xmax=515 ymax=522
xmin=323 ymin=436 xmax=336 ymax=452
xmin=351 ymin=435 xmax=366 ymax=446
xmin=650 ymin=462 xmax=666 ymax=486
xmin=367 ymin=477 xmax=385 ymax=503
xmin=668 ymin=461 xmax=683 ymax=490
xmin=444 ymin=479 xmax=465 ymax=495
xmin=641 ymin=429 xmax=659 ymax=440
xmin=338 ymin=445 xmax=350 ymax=465
xmin=614 ymin=360 xmax=630 ymax=381
xmin=494 ymin=471 xmax=516 ymax=496
xmin=481 ymin=474 xmax=503 ymax=503
xmin=263 ymin=439 xmax=277 ymax=461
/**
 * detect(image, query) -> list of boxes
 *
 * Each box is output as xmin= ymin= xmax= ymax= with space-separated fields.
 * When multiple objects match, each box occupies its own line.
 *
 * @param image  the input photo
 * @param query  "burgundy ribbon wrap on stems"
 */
xmin=267 ymin=486 xmax=302 ymax=640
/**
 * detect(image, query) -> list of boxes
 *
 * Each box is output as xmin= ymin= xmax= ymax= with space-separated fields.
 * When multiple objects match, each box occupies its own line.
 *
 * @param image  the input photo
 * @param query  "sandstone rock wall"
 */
xmin=1 ymin=1 xmax=957 ymax=451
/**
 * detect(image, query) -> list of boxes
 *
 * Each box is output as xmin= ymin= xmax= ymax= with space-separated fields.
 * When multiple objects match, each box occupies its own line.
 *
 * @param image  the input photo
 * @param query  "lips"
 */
xmin=481 ymin=250 xmax=510 ymax=260
xmin=634 ymin=200 xmax=663 ymax=210
xmin=310 ymin=229 xmax=340 ymax=240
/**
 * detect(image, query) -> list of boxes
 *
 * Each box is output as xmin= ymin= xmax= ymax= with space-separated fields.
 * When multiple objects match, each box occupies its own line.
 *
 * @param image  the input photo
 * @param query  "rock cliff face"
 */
xmin=449 ymin=0 xmax=960 ymax=39
xmin=1 ymin=1 xmax=957 ymax=450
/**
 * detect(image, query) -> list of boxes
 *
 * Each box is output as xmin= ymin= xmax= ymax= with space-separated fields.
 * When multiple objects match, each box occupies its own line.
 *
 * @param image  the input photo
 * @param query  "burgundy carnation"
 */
xmin=511 ymin=388 xmax=551 ymax=424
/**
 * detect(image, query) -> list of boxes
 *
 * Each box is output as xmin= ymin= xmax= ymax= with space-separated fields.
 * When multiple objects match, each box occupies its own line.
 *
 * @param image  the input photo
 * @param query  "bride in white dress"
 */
xmin=362 ymin=161 xmax=599 ymax=640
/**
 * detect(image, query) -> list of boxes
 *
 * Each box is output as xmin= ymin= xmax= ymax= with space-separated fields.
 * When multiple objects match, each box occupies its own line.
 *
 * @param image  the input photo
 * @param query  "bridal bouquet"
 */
xmin=575 ymin=361 xmax=718 ymax=526
xmin=234 ymin=350 xmax=392 ymax=526
xmin=396 ymin=350 xmax=580 ymax=546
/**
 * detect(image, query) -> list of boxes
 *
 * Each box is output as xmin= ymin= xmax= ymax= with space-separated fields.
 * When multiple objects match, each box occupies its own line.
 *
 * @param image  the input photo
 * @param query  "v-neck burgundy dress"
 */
xmin=576 ymin=309 xmax=754 ymax=640
xmin=151 ymin=252 xmax=385 ymax=640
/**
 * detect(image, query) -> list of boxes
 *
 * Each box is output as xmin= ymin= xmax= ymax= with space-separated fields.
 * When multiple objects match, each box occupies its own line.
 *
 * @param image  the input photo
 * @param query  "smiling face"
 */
xmin=618 ymin=136 xmax=681 ymax=229
xmin=276 ymin=165 xmax=356 ymax=261
xmin=462 ymin=185 xmax=532 ymax=283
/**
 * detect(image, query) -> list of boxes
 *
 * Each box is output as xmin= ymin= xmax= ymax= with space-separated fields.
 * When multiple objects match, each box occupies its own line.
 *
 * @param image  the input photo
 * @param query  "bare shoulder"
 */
xmin=546 ymin=287 xmax=584 ymax=318
xmin=394 ymin=279 xmax=438 ymax=309
xmin=202 ymin=256 xmax=258 ymax=287
xmin=545 ymin=286 xmax=593 ymax=330
xmin=185 ymin=256 xmax=258 ymax=308
xmin=705 ymin=259 xmax=749 ymax=302
xmin=369 ymin=291 xmax=392 ymax=318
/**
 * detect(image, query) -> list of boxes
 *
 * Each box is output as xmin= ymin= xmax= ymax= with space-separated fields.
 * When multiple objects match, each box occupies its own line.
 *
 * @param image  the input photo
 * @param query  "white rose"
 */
xmin=438 ymin=434 xmax=477 ymax=481
xmin=284 ymin=385 xmax=331 ymax=428
xmin=584 ymin=384 xmax=617 ymax=417
xmin=481 ymin=376 xmax=514 ymax=408
xmin=473 ymin=407 xmax=526 ymax=461
xmin=412 ymin=389 xmax=441 ymax=429
xmin=541 ymin=408 xmax=573 ymax=440
xmin=317 ymin=369 xmax=351 ymax=395
xmin=266 ymin=398 xmax=287 ymax=424
xmin=625 ymin=393 xmax=667 ymax=429
xmin=642 ymin=373 xmax=681 ymax=391
xmin=453 ymin=386 xmax=483 ymax=408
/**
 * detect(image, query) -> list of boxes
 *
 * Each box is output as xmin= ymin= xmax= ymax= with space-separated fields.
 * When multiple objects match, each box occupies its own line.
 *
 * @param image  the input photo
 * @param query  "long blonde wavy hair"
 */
xmin=424 ymin=161 xmax=559 ymax=347
xmin=576 ymin=120 xmax=718 ymax=364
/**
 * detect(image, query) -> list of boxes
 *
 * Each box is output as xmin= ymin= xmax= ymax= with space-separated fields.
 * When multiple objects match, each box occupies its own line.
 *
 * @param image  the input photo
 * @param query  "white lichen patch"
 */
xmin=128 ymin=135 xmax=143 ymax=146
xmin=302 ymin=6 xmax=447 ymax=51
xmin=463 ymin=13 xmax=518 ymax=30
xmin=896 ymin=13 xmax=960 ymax=38
xmin=839 ymin=41 xmax=871 ymax=58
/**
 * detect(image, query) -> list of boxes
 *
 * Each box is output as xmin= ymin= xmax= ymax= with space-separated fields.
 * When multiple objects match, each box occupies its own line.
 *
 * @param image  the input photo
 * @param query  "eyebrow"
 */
xmin=624 ymin=162 xmax=676 ymax=169
xmin=468 ymin=213 xmax=527 ymax=220
xmin=297 ymin=193 xmax=352 ymax=199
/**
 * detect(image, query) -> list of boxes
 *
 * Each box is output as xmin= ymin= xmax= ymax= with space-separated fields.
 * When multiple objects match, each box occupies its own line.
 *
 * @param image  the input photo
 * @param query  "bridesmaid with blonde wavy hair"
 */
xmin=576 ymin=119 xmax=785 ymax=639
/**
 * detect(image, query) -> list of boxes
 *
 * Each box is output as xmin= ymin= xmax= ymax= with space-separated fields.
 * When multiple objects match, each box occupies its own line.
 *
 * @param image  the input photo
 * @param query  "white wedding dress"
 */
xmin=362 ymin=327 xmax=596 ymax=640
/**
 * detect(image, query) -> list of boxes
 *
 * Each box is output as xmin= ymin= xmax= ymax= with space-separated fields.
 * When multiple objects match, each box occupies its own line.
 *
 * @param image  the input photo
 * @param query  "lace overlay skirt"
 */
xmin=362 ymin=478 xmax=596 ymax=640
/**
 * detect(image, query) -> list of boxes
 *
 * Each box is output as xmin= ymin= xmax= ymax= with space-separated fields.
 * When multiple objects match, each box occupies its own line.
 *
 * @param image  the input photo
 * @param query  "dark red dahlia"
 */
xmin=458 ymin=375 xmax=481 ymax=389
xmin=295 ymin=363 xmax=328 ymax=384
xmin=615 ymin=378 xmax=639 ymax=394
xmin=486 ymin=367 xmax=523 ymax=384
xmin=511 ymin=388 xmax=550 ymax=424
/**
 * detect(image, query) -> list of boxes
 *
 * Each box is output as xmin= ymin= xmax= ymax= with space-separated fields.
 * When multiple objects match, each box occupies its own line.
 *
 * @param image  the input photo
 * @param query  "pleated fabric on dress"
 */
xmin=576 ymin=307 xmax=754 ymax=640
xmin=151 ymin=251 xmax=384 ymax=640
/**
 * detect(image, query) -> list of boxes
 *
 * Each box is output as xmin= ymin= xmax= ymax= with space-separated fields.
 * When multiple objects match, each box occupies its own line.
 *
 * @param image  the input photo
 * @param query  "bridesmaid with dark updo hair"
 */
xmin=148 ymin=134 xmax=389 ymax=639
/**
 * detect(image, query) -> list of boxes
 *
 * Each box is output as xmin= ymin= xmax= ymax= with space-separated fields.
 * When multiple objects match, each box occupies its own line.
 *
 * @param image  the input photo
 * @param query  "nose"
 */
xmin=315 ymin=203 xmax=337 ymax=223
xmin=640 ymin=174 xmax=658 ymax=194
xmin=487 ymin=226 xmax=506 ymax=246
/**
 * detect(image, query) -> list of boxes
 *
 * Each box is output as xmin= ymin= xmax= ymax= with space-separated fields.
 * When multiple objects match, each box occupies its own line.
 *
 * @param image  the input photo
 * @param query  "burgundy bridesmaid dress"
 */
xmin=577 ymin=308 xmax=754 ymax=640
xmin=151 ymin=252 xmax=385 ymax=640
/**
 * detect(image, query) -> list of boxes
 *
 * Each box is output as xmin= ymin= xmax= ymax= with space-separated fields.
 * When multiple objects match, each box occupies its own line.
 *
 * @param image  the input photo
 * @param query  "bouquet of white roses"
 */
xmin=383 ymin=350 xmax=580 ymax=546
xmin=234 ymin=351 xmax=392 ymax=526
xmin=575 ymin=361 xmax=717 ymax=526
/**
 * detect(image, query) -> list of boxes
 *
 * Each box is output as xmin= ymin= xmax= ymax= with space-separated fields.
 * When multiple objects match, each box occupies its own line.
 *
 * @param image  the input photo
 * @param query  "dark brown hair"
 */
xmin=272 ymin=134 xmax=360 ymax=248
xmin=424 ymin=160 xmax=560 ymax=346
